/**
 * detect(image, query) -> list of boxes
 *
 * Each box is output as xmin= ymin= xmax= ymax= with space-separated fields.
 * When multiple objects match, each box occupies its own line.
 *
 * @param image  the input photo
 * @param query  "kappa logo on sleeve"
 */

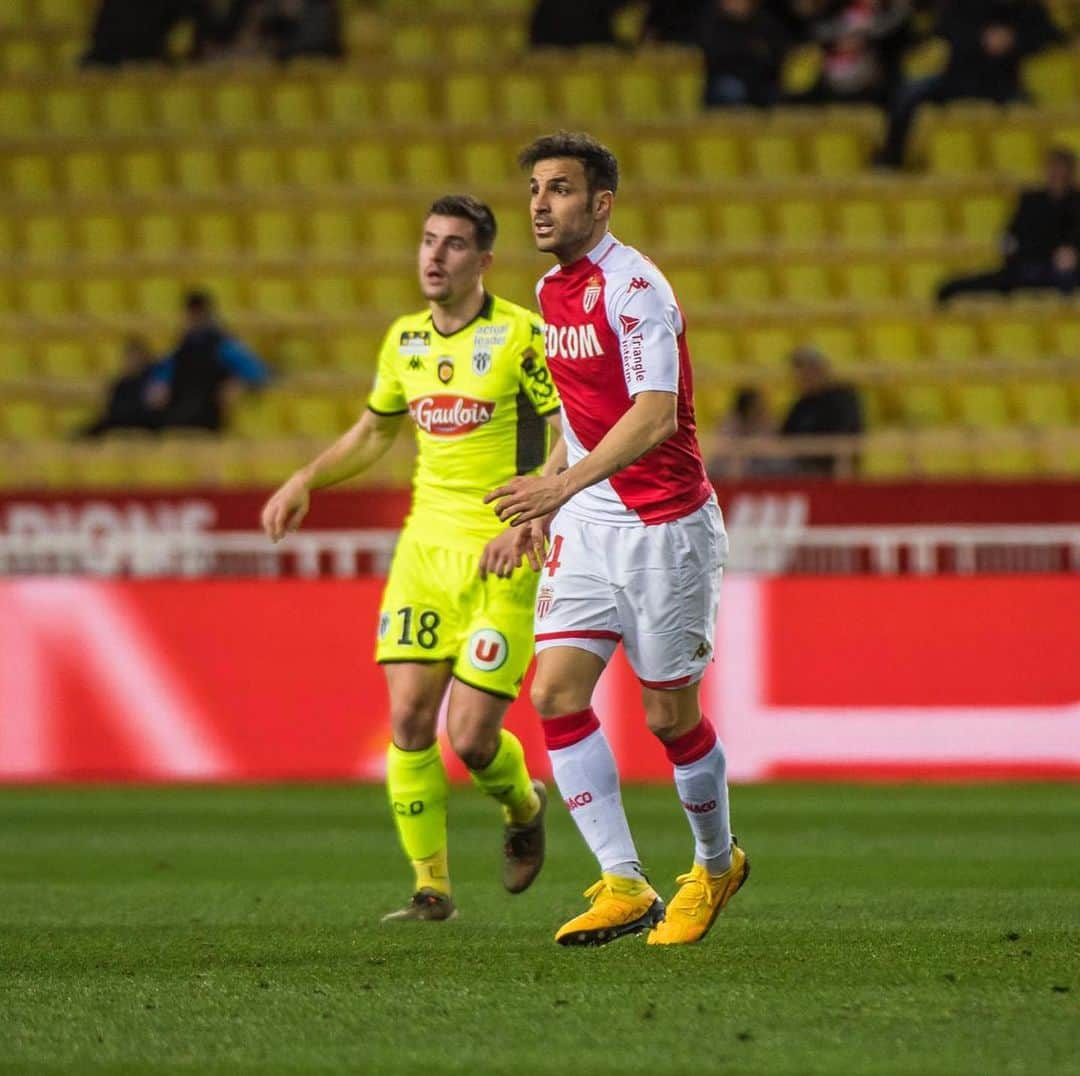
xmin=627 ymin=277 xmax=651 ymax=293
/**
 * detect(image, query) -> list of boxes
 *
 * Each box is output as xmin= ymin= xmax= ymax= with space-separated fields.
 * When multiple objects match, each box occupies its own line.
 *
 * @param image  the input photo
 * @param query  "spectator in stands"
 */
xmin=146 ymin=290 xmax=271 ymax=433
xmin=708 ymin=386 xmax=789 ymax=476
xmin=78 ymin=337 xmax=161 ymax=439
xmin=82 ymin=0 xmax=203 ymax=66
xmin=528 ymin=0 xmax=627 ymax=48
xmin=779 ymin=346 xmax=864 ymax=475
xmin=641 ymin=0 xmax=708 ymax=44
xmin=701 ymin=0 xmax=792 ymax=108
xmin=788 ymin=0 xmax=913 ymax=107
xmin=206 ymin=0 xmax=342 ymax=62
xmin=938 ymin=146 xmax=1080 ymax=301
xmin=876 ymin=0 xmax=1062 ymax=168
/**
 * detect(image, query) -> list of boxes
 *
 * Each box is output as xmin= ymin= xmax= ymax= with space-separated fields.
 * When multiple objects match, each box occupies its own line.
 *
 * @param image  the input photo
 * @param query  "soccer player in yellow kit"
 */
xmin=262 ymin=196 xmax=563 ymax=921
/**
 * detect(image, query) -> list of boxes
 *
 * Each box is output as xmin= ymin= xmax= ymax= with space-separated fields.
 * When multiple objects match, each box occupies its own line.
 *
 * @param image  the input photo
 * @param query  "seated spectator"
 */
xmin=529 ymin=0 xmax=627 ymax=48
xmin=779 ymin=346 xmax=864 ymax=475
xmin=147 ymin=290 xmax=271 ymax=433
xmin=709 ymin=386 xmax=790 ymax=476
xmin=82 ymin=0 xmax=203 ymax=66
xmin=78 ymin=337 xmax=161 ymax=438
xmin=205 ymin=0 xmax=342 ymax=63
xmin=938 ymin=146 xmax=1079 ymax=301
xmin=642 ymin=0 xmax=708 ymax=45
xmin=877 ymin=0 xmax=1062 ymax=168
xmin=789 ymin=0 xmax=913 ymax=107
xmin=702 ymin=0 xmax=792 ymax=108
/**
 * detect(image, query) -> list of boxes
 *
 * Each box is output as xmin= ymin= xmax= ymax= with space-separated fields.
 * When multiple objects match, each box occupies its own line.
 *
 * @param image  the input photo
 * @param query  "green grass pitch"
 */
xmin=1 ymin=783 xmax=1078 ymax=1075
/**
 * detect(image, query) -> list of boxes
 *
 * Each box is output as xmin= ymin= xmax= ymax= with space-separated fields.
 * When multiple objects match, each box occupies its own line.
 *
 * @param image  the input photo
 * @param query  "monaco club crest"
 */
xmin=582 ymin=274 xmax=602 ymax=314
xmin=536 ymin=585 xmax=554 ymax=620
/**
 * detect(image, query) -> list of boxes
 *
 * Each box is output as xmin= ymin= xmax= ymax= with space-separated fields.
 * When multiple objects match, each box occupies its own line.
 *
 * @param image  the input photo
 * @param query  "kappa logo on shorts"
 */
xmin=536 ymin=585 xmax=555 ymax=620
xmin=692 ymin=641 xmax=712 ymax=660
xmin=469 ymin=628 xmax=508 ymax=672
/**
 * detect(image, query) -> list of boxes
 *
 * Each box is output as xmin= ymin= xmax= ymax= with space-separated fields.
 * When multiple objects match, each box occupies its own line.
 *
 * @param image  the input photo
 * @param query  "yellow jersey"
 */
xmin=368 ymin=292 xmax=561 ymax=551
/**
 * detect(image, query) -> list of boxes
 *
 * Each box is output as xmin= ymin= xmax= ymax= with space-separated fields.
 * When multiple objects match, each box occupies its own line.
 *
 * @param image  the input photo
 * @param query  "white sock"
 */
xmin=666 ymin=718 xmax=733 ymax=874
xmin=544 ymin=710 xmax=642 ymax=880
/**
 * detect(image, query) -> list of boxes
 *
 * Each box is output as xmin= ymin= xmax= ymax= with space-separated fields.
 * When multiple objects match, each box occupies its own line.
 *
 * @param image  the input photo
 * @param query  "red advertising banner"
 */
xmin=2 ymin=576 xmax=1077 ymax=784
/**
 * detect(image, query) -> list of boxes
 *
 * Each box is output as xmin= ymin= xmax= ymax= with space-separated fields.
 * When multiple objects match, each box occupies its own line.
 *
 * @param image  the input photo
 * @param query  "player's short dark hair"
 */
xmin=426 ymin=195 xmax=497 ymax=251
xmin=518 ymin=131 xmax=620 ymax=197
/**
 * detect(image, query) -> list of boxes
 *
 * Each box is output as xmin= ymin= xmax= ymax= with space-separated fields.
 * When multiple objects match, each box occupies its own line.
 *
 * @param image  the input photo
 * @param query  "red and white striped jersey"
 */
xmin=536 ymin=231 xmax=712 ymax=526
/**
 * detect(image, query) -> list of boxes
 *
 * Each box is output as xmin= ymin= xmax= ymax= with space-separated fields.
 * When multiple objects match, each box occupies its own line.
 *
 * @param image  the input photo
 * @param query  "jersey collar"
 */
xmin=428 ymin=291 xmax=494 ymax=338
xmin=561 ymin=231 xmax=618 ymax=275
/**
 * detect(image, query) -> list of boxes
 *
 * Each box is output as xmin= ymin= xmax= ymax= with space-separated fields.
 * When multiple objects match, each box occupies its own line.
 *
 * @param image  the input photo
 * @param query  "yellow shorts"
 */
xmin=375 ymin=534 xmax=540 ymax=700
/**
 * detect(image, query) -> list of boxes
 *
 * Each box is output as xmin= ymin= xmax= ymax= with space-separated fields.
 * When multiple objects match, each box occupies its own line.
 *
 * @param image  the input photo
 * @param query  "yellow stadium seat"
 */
xmin=462 ymin=140 xmax=510 ymax=186
xmin=987 ymin=127 xmax=1041 ymax=179
xmin=50 ymin=405 xmax=96 ymax=439
xmin=9 ymin=154 xmax=56 ymax=199
xmin=43 ymin=87 xmax=93 ymax=134
xmin=1049 ymin=314 xmax=1080 ymax=357
xmin=0 ymin=0 xmax=30 ymax=31
xmin=489 ymin=202 xmax=533 ymax=250
xmin=120 ymin=150 xmax=169 ymax=194
xmin=0 ymin=217 xmax=12 ymax=258
xmin=448 ymin=23 xmax=492 ymax=62
xmin=837 ymin=200 xmax=888 ymax=248
xmin=839 ymin=263 xmax=894 ymax=303
xmin=445 ymin=73 xmax=493 ymax=125
xmin=0 ymin=88 xmax=36 ymax=136
xmin=249 ymin=277 xmax=301 ymax=314
xmin=1024 ymin=48 xmax=1078 ymax=105
xmin=288 ymin=396 xmax=346 ymax=437
xmin=863 ymin=319 xmax=921 ymax=363
xmin=925 ymin=128 xmax=979 ymax=175
xmin=743 ymin=326 xmax=795 ymax=366
xmin=288 ymin=145 xmax=338 ymax=189
xmin=268 ymin=82 xmax=317 ymax=128
xmin=155 ymin=84 xmax=205 ymax=131
xmin=902 ymin=259 xmax=950 ymax=301
xmin=632 ymin=137 xmax=682 ymax=181
xmin=391 ymin=22 xmax=435 ymax=61
xmin=722 ymin=266 xmax=772 ymax=305
xmin=1 ymin=401 xmax=50 ymax=440
xmin=134 ymin=276 xmax=181 ymax=318
xmin=193 ymin=273 xmax=243 ymax=313
xmin=135 ymin=213 xmax=184 ymax=257
xmin=664 ymin=268 xmax=711 ymax=305
xmin=776 ymin=264 xmax=832 ymax=305
xmin=749 ymin=133 xmax=800 ymax=177
xmin=861 ymin=442 xmax=912 ymax=478
xmin=212 ymin=82 xmax=263 ymax=129
xmin=1013 ymin=381 xmax=1071 ymax=426
xmin=556 ymin=70 xmax=609 ymax=123
xmin=77 ymin=277 xmax=129 ymax=317
xmin=78 ymin=214 xmax=127 ymax=258
xmin=897 ymin=197 xmax=948 ymax=243
xmin=611 ymin=204 xmax=649 ymax=248
xmin=1050 ymin=124 xmax=1080 ymax=160
xmin=656 ymin=205 xmax=710 ymax=251
xmin=808 ymin=130 xmax=862 ymax=177
xmin=984 ymin=318 xmax=1043 ymax=360
xmin=955 ymin=384 xmax=1012 ymax=427
xmin=799 ymin=324 xmax=859 ymax=367
xmin=64 ymin=151 xmax=112 ymax=196
xmin=774 ymin=200 xmax=826 ymax=247
xmin=898 ymin=388 xmax=952 ymax=430
xmin=175 ymin=146 xmax=224 ymax=194
xmin=231 ymin=395 xmax=288 ymax=439
xmin=383 ymin=76 xmax=431 ymax=123
xmin=249 ymin=209 xmax=299 ymax=257
xmin=716 ymin=202 xmax=765 ymax=248
xmin=23 ymin=214 xmax=69 ymax=260
xmin=38 ymin=340 xmax=92 ymax=379
xmin=489 ymin=268 xmax=535 ymax=308
xmin=2 ymin=39 xmax=46 ymax=76
xmin=500 ymin=73 xmax=547 ymax=123
xmin=307 ymin=208 xmax=356 ymax=255
xmin=368 ymin=207 xmax=415 ymax=250
xmin=370 ymin=272 xmax=418 ymax=310
xmin=976 ymin=445 xmax=1038 ymax=477
xmin=690 ymin=328 xmax=738 ymax=367
xmin=613 ymin=69 xmax=664 ymax=119
xmin=100 ymin=84 xmax=150 ymax=133
xmin=323 ymin=75 xmax=373 ymax=125
xmin=401 ymin=141 xmax=450 ymax=185
xmin=36 ymin=0 xmax=84 ymax=26
xmin=669 ymin=67 xmax=703 ymax=117
xmin=307 ymin=275 xmax=358 ymax=315
xmin=689 ymin=132 xmax=742 ymax=179
xmin=232 ymin=146 xmax=282 ymax=190
xmin=926 ymin=317 xmax=980 ymax=361
xmin=329 ymin=330 xmax=381 ymax=373
xmin=344 ymin=141 xmax=394 ymax=186
xmin=191 ymin=211 xmax=239 ymax=256
xmin=959 ymin=194 xmax=1011 ymax=243
xmin=0 ymin=339 xmax=31 ymax=378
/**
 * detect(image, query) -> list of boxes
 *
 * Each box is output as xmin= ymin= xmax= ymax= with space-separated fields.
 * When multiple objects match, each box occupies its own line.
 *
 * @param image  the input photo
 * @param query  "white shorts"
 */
xmin=533 ymin=497 xmax=728 ymax=688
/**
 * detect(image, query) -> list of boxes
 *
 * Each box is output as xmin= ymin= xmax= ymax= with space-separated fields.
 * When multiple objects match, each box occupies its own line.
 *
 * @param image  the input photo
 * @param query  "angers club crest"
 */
xmin=437 ymin=357 xmax=454 ymax=384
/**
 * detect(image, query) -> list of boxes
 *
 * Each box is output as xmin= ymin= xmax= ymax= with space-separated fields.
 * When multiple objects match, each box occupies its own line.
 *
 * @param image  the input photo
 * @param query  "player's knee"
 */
xmin=530 ymin=677 xmax=583 ymax=719
xmin=389 ymin=699 xmax=438 ymax=752
xmin=448 ymin=724 xmax=499 ymax=771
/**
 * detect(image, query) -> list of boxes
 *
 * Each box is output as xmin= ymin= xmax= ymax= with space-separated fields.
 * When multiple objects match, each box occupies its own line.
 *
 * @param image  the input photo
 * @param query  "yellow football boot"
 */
xmin=554 ymin=874 xmax=665 ymax=947
xmin=646 ymin=842 xmax=750 ymax=946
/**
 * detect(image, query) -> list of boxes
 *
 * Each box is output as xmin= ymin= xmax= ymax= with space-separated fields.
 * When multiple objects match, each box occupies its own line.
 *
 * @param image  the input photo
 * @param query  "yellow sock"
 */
xmin=469 ymin=729 xmax=540 ymax=825
xmin=386 ymin=741 xmax=451 ymax=895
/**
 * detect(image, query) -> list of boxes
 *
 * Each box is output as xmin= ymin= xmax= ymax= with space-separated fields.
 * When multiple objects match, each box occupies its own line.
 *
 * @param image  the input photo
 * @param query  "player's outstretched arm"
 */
xmin=261 ymin=408 xmax=403 ymax=542
xmin=486 ymin=391 xmax=676 ymax=526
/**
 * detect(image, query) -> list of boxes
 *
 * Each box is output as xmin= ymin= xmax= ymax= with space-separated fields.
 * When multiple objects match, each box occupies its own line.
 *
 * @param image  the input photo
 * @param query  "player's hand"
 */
xmin=485 ymin=474 xmax=570 ymax=527
xmin=261 ymin=477 xmax=310 ymax=543
xmin=478 ymin=527 xmax=524 ymax=580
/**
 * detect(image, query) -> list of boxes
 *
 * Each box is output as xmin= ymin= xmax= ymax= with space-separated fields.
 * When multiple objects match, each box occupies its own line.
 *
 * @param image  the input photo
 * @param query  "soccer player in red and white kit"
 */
xmin=487 ymin=132 xmax=750 ymax=947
